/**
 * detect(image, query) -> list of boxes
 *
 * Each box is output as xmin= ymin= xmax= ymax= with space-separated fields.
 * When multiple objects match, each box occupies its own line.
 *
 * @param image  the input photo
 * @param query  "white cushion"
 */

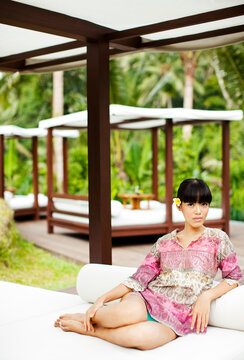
xmin=140 ymin=200 xmax=163 ymax=209
xmin=53 ymin=199 xmax=122 ymax=217
xmin=77 ymin=264 xmax=244 ymax=331
xmin=111 ymin=200 xmax=123 ymax=217
xmin=209 ymin=284 xmax=244 ymax=331
xmin=1 ymin=277 xmax=244 ymax=360
xmin=4 ymin=191 xmax=13 ymax=202
xmin=77 ymin=264 xmax=135 ymax=303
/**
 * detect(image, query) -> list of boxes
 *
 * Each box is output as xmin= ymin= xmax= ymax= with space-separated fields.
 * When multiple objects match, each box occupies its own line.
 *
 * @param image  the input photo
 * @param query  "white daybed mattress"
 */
xmin=4 ymin=192 xmax=48 ymax=210
xmin=52 ymin=198 xmax=222 ymax=227
xmin=1 ymin=264 xmax=244 ymax=360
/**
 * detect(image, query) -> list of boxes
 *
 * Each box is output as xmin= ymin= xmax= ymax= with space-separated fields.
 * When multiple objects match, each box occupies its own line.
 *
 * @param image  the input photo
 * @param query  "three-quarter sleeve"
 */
xmin=123 ymin=239 xmax=161 ymax=291
xmin=217 ymin=231 xmax=243 ymax=286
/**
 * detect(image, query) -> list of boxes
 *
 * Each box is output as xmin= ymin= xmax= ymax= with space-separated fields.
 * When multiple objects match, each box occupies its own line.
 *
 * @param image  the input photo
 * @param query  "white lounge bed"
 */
xmin=52 ymin=198 xmax=222 ymax=227
xmin=1 ymin=264 xmax=243 ymax=360
xmin=4 ymin=191 xmax=48 ymax=211
xmin=0 ymin=125 xmax=79 ymax=219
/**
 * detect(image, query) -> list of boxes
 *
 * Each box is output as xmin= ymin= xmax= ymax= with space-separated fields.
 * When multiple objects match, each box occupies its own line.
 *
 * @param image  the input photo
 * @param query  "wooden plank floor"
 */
xmin=16 ymin=219 xmax=244 ymax=293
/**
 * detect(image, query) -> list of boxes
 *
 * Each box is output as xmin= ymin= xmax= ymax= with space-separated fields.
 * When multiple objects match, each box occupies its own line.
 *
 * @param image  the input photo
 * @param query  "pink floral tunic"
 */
xmin=123 ymin=227 xmax=242 ymax=336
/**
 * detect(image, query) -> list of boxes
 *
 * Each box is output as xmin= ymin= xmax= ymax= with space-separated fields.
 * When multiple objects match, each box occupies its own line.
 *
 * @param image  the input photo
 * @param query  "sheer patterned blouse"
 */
xmin=123 ymin=227 xmax=242 ymax=336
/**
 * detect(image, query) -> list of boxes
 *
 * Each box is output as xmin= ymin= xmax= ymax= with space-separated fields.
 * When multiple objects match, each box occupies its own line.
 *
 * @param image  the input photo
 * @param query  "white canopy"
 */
xmin=38 ymin=105 xmax=243 ymax=130
xmin=0 ymin=0 xmax=243 ymax=73
xmin=0 ymin=125 xmax=79 ymax=138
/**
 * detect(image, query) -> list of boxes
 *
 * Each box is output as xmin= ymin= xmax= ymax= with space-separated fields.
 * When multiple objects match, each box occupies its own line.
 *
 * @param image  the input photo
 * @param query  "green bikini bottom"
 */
xmin=147 ymin=312 xmax=158 ymax=322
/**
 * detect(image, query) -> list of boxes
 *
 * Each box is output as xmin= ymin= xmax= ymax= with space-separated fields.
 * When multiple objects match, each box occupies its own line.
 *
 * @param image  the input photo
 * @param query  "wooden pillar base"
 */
xmin=47 ymin=222 xmax=54 ymax=234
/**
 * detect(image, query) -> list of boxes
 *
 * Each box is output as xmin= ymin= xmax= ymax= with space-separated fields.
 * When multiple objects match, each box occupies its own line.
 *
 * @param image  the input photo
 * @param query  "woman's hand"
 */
xmin=189 ymin=292 xmax=211 ymax=334
xmin=83 ymin=298 xmax=104 ymax=332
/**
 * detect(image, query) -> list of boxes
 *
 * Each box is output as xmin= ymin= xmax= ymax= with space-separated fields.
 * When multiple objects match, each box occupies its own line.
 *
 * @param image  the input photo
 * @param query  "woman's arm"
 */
xmin=204 ymin=280 xmax=238 ymax=302
xmin=96 ymin=283 xmax=132 ymax=304
xmin=190 ymin=280 xmax=238 ymax=334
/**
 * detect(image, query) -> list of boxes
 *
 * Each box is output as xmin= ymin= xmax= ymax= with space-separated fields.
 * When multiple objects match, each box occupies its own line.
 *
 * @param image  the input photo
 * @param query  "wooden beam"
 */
xmin=107 ymin=5 xmax=244 ymax=41
xmin=15 ymin=49 xmax=124 ymax=73
xmin=21 ymin=54 xmax=87 ymax=72
xmin=51 ymin=193 xmax=88 ymax=201
xmin=0 ymin=135 xmax=4 ymax=198
xmin=0 ymin=41 xmax=86 ymax=65
xmin=165 ymin=120 xmax=173 ymax=229
xmin=140 ymin=24 xmax=244 ymax=49
xmin=0 ymin=0 xmax=113 ymax=41
xmin=63 ymin=137 xmax=68 ymax=193
xmin=32 ymin=136 xmax=39 ymax=220
xmin=222 ymin=121 xmax=230 ymax=235
xmin=152 ymin=128 xmax=159 ymax=200
xmin=47 ymin=128 xmax=54 ymax=233
xmin=87 ymin=39 xmax=112 ymax=264
xmin=110 ymin=37 xmax=142 ymax=51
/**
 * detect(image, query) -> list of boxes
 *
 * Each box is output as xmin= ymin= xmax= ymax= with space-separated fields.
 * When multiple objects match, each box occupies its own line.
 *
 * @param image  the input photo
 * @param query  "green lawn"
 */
xmin=0 ymin=235 xmax=82 ymax=291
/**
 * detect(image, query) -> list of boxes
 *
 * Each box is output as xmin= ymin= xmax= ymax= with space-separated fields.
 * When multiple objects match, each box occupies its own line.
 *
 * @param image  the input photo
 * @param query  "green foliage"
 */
xmin=0 ymin=199 xmax=81 ymax=289
xmin=64 ymin=68 xmax=87 ymax=112
xmin=173 ymin=125 xmax=222 ymax=207
xmin=68 ymin=133 xmax=88 ymax=195
xmin=0 ymin=235 xmax=81 ymax=290
xmin=0 ymin=199 xmax=18 ymax=265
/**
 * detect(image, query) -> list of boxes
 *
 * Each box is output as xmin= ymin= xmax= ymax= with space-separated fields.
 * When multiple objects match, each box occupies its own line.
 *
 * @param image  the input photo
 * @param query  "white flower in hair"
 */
xmin=173 ymin=198 xmax=181 ymax=206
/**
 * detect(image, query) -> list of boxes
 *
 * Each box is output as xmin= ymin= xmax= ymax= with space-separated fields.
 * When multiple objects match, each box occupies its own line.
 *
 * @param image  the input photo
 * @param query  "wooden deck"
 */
xmin=16 ymin=218 xmax=244 ymax=293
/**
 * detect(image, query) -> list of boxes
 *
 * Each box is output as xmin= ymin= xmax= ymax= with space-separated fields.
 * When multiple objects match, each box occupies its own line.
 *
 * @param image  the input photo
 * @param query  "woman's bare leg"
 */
xmin=91 ymin=293 xmax=147 ymax=328
xmin=59 ymin=319 xmax=177 ymax=350
xmin=55 ymin=293 xmax=147 ymax=329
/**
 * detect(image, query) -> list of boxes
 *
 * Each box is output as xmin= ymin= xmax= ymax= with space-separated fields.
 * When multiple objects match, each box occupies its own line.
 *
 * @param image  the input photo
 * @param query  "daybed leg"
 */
xmin=48 ymin=222 xmax=54 ymax=234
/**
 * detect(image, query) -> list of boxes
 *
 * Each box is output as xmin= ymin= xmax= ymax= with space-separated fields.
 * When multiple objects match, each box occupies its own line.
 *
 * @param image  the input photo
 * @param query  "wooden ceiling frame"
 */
xmin=0 ymin=40 xmax=86 ymax=66
xmin=106 ymin=5 xmax=244 ymax=41
xmin=0 ymin=2 xmax=243 ymax=72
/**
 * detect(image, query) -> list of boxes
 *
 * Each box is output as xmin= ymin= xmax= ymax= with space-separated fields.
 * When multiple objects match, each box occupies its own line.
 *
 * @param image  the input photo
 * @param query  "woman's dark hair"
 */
xmin=177 ymin=178 xmax=212 ymax=204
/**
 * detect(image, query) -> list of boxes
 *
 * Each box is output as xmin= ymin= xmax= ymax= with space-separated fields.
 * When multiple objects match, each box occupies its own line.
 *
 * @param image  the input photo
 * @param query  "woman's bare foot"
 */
xmin=59 ymin=319 xmax=95 ymax=336
xmin=54 ymin=313 xmax=85 ymax=328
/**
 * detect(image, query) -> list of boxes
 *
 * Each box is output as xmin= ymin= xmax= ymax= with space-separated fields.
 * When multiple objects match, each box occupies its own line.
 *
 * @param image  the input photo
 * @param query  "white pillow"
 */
xmin=53 ymin=198 xmax=122 ymax=217
xmin=140 ymin=200 xmax=164 ymax=209
xmin=209 ymin=284 xmax=244 ymax=331
xmin=77 ymin=264 xmax=244 ymax=331
xmin=77 ymin=264 xmax=136 ymax=303
xmin=4 ymin=191 xmax=13 ymax=202
xmin=111 ymin=200 xmax=123 ymax=217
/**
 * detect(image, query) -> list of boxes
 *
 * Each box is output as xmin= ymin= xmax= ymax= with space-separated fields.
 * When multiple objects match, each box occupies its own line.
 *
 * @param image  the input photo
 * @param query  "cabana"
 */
xmin=1 ymin=2 xmax=244 ymax=359
xmin=0 ymin=125 xmax=79 ymax=218
xmin=39 ymin=105 xmax=243 ymax=236
xmin=0 ymin=0 xmax=243 ymax=264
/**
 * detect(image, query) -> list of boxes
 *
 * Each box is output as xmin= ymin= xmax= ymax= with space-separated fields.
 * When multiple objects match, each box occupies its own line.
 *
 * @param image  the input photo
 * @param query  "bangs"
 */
xmin=177 ymin=179 xmax=212 ymax=204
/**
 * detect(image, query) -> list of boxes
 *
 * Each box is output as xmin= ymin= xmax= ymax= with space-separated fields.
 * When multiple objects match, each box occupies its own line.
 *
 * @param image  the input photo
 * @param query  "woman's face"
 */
xmin=178 ymin=201 xmax=210 ymax=229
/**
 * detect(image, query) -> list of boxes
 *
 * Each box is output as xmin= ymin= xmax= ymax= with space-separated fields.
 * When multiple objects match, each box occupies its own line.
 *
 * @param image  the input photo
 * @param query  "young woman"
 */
xmin=55 ymin=178 xmax=242 ymax=350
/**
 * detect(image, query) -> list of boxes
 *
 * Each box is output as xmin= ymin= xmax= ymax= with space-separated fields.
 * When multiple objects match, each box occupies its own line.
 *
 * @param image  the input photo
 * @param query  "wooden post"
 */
xmin=63 ymin=137 xmax=68 ymax=193
xmin=152 ymin=128 xmax=159 ymax=200
xmin=0 ymin=135 xmax=4 ymax=198
xmin=165 ymin=119 xmax=173 ymax=230
xmin=32 ymin=136 xmax=39 ymax=220
xmin=47 ymin=128 xmax=54 ymax=233
xmin=53 ymin=71 xmax=64 ymax=193
xmin=87 ymin=39 xmax=112 ymax=264
xmin=222 ymin=121 xmax=230 ymax=235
